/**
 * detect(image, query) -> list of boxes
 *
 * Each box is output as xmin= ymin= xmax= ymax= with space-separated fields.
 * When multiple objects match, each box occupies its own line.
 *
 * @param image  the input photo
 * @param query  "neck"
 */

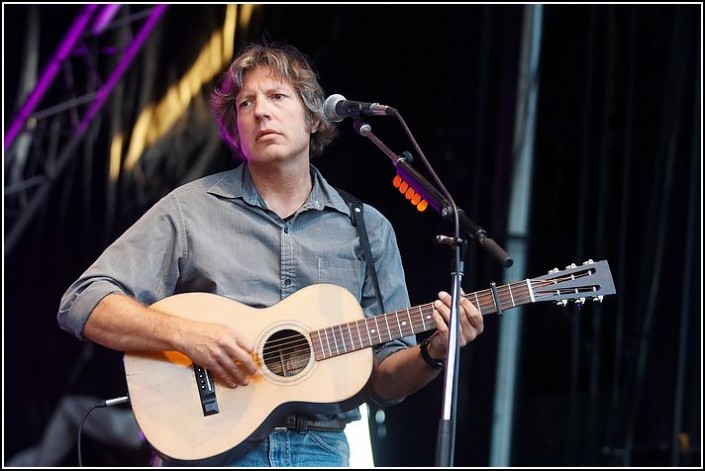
xmin=248 ymin=160 xmax=313 ymax=219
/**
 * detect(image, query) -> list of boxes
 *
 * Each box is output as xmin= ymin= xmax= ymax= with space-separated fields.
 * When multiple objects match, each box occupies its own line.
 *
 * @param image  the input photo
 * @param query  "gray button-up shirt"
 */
xmin=58 ymin=163 xmax=414 ymax=424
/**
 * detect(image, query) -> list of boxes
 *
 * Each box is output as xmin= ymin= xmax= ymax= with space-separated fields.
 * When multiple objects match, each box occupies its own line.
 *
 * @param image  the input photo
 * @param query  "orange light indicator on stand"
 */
xmin=392 ymin=175 xmax=428 ymax=212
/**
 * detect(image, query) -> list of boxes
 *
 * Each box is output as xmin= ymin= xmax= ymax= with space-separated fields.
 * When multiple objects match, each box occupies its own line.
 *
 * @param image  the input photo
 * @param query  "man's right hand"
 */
xmin=175 ymin=320 xmax=258 ymax=388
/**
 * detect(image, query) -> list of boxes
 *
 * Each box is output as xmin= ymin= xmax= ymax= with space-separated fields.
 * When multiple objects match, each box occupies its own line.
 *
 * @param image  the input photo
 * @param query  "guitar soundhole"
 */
xmin=263 ymin=329 xmax=311 ymax=378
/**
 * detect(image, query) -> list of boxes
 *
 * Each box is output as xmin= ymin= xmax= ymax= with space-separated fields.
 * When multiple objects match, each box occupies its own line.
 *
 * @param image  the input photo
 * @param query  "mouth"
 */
xmin=256 ymin=130 xmax=280 ymax=141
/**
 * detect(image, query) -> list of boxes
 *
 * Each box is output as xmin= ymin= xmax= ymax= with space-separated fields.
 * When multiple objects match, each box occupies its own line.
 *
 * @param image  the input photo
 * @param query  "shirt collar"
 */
xmin=206 ymin=163 xmax=352 ymax=217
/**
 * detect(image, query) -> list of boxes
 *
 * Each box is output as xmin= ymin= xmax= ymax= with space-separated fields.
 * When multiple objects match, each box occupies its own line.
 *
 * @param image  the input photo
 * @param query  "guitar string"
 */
xmin=189 ymin=268 xmax=603 ymax=376
xmin=253 ymin=269 xmax=592 ymax=364
xmin=257 ymin=277 xmax=583 ymax=361
xmin=255 ymin=271 xmax=601 ymax=364
xmin=257 ymin=280 xmax=558 ymax=363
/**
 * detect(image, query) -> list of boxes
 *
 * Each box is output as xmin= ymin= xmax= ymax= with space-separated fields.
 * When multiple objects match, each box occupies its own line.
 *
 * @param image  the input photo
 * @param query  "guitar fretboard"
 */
xmin=308 ymin=260 xmax=614 ymax=361
xmin=310 ymin=279 xmax=537 ymax=361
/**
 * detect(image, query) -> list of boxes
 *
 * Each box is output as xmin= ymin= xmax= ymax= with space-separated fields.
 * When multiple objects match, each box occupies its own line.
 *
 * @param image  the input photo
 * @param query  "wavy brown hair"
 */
xmin=210 ymin=42 xmax=337 ymax=160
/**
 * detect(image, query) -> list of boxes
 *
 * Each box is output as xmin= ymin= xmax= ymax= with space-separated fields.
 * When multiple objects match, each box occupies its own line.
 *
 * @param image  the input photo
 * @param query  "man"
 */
xmin=58 ymin=41 xmax=483 ymax=466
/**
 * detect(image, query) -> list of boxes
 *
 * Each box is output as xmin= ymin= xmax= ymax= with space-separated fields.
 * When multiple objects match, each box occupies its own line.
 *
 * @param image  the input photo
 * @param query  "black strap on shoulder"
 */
xmin=337 ymin=189 xmax=385 ymax=313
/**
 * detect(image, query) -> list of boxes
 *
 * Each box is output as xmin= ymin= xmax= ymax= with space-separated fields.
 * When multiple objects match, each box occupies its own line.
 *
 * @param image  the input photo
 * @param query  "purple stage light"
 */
xmin=4 ymin=4 xmax=99 ymax=153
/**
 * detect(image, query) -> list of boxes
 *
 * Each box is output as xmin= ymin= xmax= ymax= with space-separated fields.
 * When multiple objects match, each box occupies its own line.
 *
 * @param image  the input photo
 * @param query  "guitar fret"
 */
xmin=355 ymin=320 xmax=364 ymax=349
xmin=399 ymin=312 xmax=409 ymax=336
xmin=383 ymin=314 xmax=391 ymax=341
xmin=485 ymin=290 xmax=494 ymax=313
xmin=323 ymin=328 xmax=330 ymax=358
xmin=365 ymin=318 xmax=373 ymax=348
xmin=310 ymin=331 xmax=320 ymax=360
xmin=335 ymin=326 xmax=344 ymax=354
xmin=393 ymin=312 xmax=401 ymax=337
xmin=525 ymin=278 xmax=535 ymax=303
xmin=495 ymin=286 xmax=504 ymax=313
xmin=507 ymin=283 xmax=516 ymax=307
xmin=320 ymin=328 xmax=330 ymax=359
xmin=474 ymin=292 xmax=483 ymax=312
xmin=373 ymin=316 xmax=382 ymax=344
xmin=406 ymin=307 xmax=414 ymax=335
xmin=337 ymin=325 xmax=347 ymax=353
xmin=346 ymin=323 xmax=355 ymax=351
xmin=420 ymin=309 xmax=426 ymax=334
xmin=328 ymin=328 xmax=339 ymax=356
xmin=318 ymin=329 xmax=330 ymax=358
xmin=332 ymin=325 xmax=341 ymax=353
xmin=318 ymin=330 xmax=324 ymax=359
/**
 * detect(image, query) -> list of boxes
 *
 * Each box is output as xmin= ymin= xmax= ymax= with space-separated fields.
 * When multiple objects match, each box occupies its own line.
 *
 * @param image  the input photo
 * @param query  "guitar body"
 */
xmin=124 ymin=284 xmax=373 ymax=461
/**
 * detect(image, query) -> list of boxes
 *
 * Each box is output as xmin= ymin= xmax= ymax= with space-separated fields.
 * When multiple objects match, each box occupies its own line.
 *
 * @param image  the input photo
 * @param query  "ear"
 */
xmin=308 ymin=114 xmax=320 ymax=134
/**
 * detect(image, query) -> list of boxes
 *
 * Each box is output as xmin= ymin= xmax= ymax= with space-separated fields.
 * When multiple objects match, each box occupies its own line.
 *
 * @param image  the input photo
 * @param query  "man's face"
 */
xmin=235 ymin=66 xmax=313 ymax=166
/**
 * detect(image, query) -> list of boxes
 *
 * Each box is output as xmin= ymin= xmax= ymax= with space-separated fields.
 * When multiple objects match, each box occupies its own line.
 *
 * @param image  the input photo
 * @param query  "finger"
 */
xmin=433 ymin=301 xmax=451 ymax=334
xmin=210 ymin=360 xmax=240 ymax=388
xmin=217 ymin=356 xmax=254 ymax=387
xmin=457 ymin=299 xmax=483 ymax=343
xmin=435 ymin=292 xmax=480 ymax=344
xmin=435 ymin=292 xmax=452 ymax=318
xmin=226 ymin=347 xmax=260 ymax=383
xmin=216 ymin=329 xmax=258 ymax=375
xmin=228 ymin=345 xmax=259 ymax=375
xmin=460 ymin=296 xmax=483 ymax=330
xmin=432 ymin=306 xmax=449 ymax=335
xmin=438 ymin=290 xmax=452 ymax=308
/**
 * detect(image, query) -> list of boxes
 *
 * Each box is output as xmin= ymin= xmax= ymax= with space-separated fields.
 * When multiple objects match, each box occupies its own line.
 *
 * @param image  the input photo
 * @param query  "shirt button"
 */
xmin=283 ymin=226 xmax=289 ymax=234
xmin=284 ymin=278 xmax=291 ymax=286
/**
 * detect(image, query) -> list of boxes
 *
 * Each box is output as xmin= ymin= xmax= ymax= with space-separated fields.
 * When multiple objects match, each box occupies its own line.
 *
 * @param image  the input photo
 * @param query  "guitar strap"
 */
xmin=336 ymin=189 xmax=386 ymax=314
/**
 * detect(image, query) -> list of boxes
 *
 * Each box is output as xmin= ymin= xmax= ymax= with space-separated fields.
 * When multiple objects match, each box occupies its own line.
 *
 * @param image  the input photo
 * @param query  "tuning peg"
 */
xmin=548 ymin=268 xmax=559 ymax=274
xmin=592 ymin=295 xmax=604 ymax=303
xmin=574 ymin=297 xmax=586 ymax=305
xmin=565 ymin=263 xmax=577 ymax=269
xmin=582 ymin=259 xmax=594 ymax=265
xmin=556 ymin=299 xmax=568 ymax=306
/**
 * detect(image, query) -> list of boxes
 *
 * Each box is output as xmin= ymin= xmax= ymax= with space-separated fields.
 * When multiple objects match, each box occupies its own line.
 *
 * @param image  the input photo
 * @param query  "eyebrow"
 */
xmin=237 ymin=82 xmax=293 ymax=101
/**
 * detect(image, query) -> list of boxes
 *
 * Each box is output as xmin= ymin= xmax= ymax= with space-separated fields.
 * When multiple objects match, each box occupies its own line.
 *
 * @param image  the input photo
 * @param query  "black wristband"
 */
xmin=419 ymin=337 xmax=445 ymax=370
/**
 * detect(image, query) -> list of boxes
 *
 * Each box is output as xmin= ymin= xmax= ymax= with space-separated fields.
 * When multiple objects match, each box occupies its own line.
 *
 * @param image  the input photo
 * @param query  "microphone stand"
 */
xmin=352 ymin=122 xmax=512 ymax=266
xmin=351 ymin=119 xmax=512 ymax=467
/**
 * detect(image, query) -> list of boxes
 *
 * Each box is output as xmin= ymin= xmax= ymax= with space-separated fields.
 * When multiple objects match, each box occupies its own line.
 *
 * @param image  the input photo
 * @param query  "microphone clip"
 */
xmin=435 ymin=235 xmax=465 ymax=248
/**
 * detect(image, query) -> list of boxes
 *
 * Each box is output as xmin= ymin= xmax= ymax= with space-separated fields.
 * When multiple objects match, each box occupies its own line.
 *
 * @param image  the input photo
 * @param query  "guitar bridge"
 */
xmin=193 ymin=364 xmax=219 ymax=416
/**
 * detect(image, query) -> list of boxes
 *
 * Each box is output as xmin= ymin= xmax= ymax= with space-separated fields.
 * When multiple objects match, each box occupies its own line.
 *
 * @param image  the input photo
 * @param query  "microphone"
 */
xmin=322 ymin=94 xmax=397 ymax=122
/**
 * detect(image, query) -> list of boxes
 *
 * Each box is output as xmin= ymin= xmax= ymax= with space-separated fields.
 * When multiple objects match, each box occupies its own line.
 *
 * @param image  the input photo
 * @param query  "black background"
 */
xmin=4 ymin=4 xmax=701 ymax=467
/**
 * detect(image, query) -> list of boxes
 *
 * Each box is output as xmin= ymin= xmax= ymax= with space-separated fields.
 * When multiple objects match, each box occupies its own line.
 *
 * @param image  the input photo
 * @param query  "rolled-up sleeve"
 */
xmin=57 ymin=193 xmax=185 ymax=339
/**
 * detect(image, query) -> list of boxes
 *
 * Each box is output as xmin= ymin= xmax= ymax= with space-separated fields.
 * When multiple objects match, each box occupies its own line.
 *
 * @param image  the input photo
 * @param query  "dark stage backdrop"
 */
xmin=4 ymin=4 xmax=701 ymax=467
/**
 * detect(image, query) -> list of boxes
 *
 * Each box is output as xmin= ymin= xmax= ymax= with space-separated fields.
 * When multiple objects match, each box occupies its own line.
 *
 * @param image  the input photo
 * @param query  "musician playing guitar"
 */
xmin=58 ymin=41 xmax=483 ymax=466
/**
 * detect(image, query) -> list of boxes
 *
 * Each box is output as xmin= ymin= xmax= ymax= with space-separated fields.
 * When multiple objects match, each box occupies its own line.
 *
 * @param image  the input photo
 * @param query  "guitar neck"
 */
xmin=311 ymin=279 xmax=533 ymax=361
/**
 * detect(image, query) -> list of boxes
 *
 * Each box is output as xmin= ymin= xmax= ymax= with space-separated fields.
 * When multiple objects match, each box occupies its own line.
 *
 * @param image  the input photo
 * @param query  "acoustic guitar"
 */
xmin=124 ymin=259 xmax=615 ymax=460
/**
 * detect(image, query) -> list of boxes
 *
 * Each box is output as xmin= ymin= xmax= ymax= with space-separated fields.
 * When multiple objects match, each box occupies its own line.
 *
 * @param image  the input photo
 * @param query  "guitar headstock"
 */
xmin=532 ymin=259 xmax=616 ymax=306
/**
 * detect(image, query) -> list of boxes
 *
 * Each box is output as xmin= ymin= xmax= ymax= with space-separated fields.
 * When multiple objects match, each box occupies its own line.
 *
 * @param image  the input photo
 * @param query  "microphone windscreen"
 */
xmin=322 ymin=94 xmax=346 ymax=122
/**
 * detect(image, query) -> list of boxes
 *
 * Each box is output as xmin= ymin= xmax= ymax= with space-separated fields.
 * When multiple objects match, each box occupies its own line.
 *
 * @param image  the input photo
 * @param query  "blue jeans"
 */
xmin=229 ymin=428 xmax=350 ymax=467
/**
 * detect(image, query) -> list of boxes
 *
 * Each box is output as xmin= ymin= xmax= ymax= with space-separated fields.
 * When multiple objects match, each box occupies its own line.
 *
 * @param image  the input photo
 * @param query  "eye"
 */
xmin=272 ymin=93 xmax=286 ymax=101
xmin=238 ymin=99 xmax=252 ymax=109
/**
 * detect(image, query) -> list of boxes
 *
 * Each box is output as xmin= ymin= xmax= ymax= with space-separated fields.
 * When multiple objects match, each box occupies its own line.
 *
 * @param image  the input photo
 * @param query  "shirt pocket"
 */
xmin=317 ymin=257 xmax=366 ymax=301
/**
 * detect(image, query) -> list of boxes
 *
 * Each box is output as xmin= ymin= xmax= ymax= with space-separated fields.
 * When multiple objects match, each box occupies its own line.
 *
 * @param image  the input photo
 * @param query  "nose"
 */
xmin=252 ymin=97 xmax=271 ymax=120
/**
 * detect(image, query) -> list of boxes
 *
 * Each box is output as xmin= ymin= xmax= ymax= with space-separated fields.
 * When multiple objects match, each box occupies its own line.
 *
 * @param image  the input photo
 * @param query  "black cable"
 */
xmin=76 ymin=396 xmax=130 ymax=467
xmin=77 ymin=402 xmax=98 ymax=467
